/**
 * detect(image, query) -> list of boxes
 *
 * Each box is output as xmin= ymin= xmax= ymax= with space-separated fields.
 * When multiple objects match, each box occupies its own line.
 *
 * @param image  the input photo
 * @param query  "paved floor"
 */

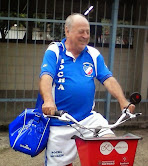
xmin=0 ymin=129 xmax=148 ymax=166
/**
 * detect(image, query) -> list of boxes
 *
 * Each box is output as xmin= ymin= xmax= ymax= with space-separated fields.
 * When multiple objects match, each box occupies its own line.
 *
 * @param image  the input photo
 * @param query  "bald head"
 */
xmin=65 ymin=13 xmax=89 ymax=31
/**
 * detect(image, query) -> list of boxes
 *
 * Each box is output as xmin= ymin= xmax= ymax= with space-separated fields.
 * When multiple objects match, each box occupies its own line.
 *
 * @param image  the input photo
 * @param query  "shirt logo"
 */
xmin=83 ymin=62 xmax=93 ymax=77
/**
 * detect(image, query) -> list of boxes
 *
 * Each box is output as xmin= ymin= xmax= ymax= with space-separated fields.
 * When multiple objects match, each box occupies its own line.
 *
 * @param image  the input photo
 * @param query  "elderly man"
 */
xmin=39 ymin=13 xmax=135 ymax=166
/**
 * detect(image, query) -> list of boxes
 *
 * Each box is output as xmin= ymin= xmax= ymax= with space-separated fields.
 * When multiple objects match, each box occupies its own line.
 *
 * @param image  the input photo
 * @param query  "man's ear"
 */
xmin=65 ymin=26 xmax=69 ymax=37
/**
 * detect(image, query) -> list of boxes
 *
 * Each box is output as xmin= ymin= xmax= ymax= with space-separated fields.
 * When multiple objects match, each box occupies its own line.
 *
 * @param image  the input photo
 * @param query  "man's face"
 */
xmin=65 ymin=18 xmax=90 ymax=52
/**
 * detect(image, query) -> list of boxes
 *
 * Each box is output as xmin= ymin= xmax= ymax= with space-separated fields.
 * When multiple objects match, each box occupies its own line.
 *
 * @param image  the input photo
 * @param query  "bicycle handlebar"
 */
xmin=45 ymin=109 xmax=142 ymax=130
xmin=44 ymin=92 xmax=142 ymax=130
xmin=44 ymin=92 xmax=142 ymax=137
xmin=54 ymin=110 xmax=65 ymax=116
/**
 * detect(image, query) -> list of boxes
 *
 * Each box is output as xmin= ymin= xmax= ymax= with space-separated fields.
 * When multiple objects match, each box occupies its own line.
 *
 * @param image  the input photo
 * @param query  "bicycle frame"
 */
xmin=46 ymin=110 xmax=142 ymax=166
xmin=47 ymin=110 xmax=142 ymax=166
xmin=46 ymin=92 xmax=142 ymax=166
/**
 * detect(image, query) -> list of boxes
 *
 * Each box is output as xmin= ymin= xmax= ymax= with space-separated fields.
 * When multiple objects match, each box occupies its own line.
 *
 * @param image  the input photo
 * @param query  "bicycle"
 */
xmin=47 ymin=92 xmax=142 ymax=166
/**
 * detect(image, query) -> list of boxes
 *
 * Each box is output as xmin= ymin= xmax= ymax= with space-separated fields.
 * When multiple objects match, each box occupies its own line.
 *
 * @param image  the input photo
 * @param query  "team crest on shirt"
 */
xmin=83 ymin=62 xmax=93 ymax=77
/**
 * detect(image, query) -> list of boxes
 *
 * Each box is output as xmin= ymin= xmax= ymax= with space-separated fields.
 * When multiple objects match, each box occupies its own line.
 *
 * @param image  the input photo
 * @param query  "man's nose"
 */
xmin=83 ymin=31 xmax=89 ymax=38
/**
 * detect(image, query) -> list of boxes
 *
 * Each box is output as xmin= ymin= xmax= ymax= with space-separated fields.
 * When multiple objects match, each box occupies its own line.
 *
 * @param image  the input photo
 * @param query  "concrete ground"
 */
xmin=0 ymin=129 xmax=148 ymax=166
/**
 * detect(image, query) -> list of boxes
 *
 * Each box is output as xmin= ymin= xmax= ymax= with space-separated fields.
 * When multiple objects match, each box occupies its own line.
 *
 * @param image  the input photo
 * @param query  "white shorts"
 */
xmin=45 ymin=111 xmax=114 ymax=166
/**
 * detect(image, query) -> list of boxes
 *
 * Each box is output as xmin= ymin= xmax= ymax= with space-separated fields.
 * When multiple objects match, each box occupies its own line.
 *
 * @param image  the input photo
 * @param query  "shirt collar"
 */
xmin=61 ymin=38 xmax=88 ymax=55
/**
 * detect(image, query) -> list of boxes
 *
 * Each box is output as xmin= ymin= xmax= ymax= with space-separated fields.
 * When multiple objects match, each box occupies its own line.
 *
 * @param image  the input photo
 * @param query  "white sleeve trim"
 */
xmin=46 ymin=43 xmax=60 ymax=63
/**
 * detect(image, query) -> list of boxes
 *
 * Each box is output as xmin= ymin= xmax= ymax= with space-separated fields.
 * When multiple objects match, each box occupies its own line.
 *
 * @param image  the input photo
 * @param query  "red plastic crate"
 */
xmin=75 ymin=133 xmax=142 ymax=166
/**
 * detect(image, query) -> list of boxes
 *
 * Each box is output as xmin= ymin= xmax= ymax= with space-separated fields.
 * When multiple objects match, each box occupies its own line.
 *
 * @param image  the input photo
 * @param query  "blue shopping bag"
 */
xmin=9 ymin=108 xmax=50 ymax=157
xmin=9 ymin=42 xmax=63 ymax=157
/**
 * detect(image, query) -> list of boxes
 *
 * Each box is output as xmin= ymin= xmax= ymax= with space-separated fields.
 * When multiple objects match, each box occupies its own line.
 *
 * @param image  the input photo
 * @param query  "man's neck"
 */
xmin=65 ymin=41 xmax=82 ymax=59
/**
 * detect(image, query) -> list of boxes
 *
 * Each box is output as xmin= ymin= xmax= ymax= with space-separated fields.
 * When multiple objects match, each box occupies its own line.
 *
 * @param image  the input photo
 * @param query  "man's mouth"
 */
xmin=80 ymin=40 xmax=88 ymax=44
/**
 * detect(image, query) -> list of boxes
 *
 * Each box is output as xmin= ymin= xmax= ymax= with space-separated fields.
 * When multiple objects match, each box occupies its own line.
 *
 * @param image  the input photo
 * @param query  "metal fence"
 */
xmin=0 ymin=0 xmax=148 ymax=124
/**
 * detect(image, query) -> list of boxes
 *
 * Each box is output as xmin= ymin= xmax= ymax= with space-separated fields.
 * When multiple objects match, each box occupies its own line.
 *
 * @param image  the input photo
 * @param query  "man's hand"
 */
xmin=121 ymin=101 xmax=135 ymax=113
xmin=128 ymin=104 xmax=135 ymax=113
xmin=42 ymin=101 xmax=57 ymax=116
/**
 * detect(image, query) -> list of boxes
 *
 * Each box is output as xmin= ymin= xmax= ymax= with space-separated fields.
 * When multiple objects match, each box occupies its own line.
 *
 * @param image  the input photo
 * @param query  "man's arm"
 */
xmin=39 ymin=74 xmax=56 ymax=115
xmin=103 ymin=77 xmax=135 ymax=112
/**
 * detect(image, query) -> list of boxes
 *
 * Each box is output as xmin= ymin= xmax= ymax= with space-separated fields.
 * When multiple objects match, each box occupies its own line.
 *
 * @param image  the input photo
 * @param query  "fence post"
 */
xmin=105 ymin=0 xmax=119 ymax=121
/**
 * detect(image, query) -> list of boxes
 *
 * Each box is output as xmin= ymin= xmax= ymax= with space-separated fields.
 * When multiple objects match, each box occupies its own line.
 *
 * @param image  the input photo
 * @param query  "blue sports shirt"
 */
xmin=40 ymin=38 xmax=112 ymax=126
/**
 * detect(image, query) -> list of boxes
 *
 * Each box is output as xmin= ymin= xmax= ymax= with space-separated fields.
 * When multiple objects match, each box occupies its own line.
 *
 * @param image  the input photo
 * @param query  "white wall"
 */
xmin=0 ymin=43 xmax=138 ymax=93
